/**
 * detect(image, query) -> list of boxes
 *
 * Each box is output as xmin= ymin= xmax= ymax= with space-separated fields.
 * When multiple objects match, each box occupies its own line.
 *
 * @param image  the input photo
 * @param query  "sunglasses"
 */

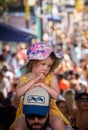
xmin=26 ymin=114 xmax=47 ymax=120
xmin=79 ymin=98 xmax=88 ymax=102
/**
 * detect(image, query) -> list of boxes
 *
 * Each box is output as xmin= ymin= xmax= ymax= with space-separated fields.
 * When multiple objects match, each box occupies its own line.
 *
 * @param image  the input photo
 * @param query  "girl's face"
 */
xmin=32 ymin=57 xmax=54 ymax=76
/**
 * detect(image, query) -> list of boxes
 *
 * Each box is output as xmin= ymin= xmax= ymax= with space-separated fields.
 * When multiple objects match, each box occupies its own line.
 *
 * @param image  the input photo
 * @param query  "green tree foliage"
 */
xmin=0 ymin=0 xmax=13 ymax=14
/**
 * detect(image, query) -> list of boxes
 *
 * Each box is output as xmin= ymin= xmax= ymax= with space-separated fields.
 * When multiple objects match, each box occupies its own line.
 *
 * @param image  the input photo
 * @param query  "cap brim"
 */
xmin=23 ymin=105 xmax=49 ymax=116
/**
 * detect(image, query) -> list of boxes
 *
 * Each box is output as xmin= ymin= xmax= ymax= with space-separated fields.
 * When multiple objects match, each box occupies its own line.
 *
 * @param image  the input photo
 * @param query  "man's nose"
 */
xmin=34 ymin=117 xmax=40 ymax=122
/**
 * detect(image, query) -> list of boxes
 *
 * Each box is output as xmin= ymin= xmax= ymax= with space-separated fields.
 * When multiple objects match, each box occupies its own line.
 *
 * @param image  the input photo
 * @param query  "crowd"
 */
xmin=0 ymin=41 xmax=88 ymax=130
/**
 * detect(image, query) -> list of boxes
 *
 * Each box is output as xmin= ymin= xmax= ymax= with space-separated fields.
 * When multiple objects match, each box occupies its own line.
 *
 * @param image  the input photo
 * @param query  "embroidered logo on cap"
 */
xmin=27 ymin=95 xmax=45 ymax=103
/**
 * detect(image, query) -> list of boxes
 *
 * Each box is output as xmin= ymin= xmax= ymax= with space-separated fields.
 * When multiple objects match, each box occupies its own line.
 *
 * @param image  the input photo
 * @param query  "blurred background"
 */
xmin=0 ymin=0 xmax=88 ymax=71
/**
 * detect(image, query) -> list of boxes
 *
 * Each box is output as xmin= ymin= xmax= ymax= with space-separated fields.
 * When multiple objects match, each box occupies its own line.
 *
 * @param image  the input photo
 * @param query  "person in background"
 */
xmin=2 ymin=65 xmax=14 ymax=94
xmin=0 ymin=69 xmax=10 ymax=98
xmin=57 ymin=74 xmax=70 ymax=93
xmin=62 ymin=89 xmax=78 ymax=119
xmin=10 ymin=53 xmax=18 ymax=78
xmin=1 ymin=44 xmax=12 ymax=65
xmin=72 ymin=92 xmax=88 ymax=130
xmin=56 ymin=96 xmax=70 ymax=121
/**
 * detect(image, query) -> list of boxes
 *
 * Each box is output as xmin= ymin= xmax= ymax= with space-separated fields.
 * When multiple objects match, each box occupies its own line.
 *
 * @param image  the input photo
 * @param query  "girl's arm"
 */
xmin=50 ymin=73 xmax=60 ymax=99
xmin=33 ymin=73 xmax=60 ymax=99
xmin=15 ymin=74 xmax=45 ymax=97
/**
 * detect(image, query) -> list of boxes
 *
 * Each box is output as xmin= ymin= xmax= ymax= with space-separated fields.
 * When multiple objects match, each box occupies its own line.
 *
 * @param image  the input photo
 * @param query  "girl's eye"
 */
xmin=48 ymin=65 xmax=52 ymax=68
xmin=41 ymin=63 xmax=51 ymax=67
xmin=41 ymin=63 xmax=45 ymax=65
xmin=39 ymin=62 xmax=52 ymax=68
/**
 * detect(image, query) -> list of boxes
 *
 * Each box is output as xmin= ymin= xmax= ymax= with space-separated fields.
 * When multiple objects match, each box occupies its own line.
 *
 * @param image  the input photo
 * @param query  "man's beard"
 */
xmin=25 ymin=116 xmax=49 ymax=130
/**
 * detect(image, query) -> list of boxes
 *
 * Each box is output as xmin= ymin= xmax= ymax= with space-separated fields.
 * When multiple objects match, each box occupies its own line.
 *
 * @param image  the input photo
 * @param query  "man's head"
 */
xmin=23 ymin=87 xmax=50 ymax=130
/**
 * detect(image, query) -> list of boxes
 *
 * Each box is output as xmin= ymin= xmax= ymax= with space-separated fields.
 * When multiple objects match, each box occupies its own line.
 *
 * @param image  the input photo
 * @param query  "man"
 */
xmin=13 ymin=87 xmax=51 ymax=130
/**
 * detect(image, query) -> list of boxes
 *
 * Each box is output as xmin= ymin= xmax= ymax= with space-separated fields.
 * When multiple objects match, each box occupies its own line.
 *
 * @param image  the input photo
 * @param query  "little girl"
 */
xmin=12 ymin=42 xmax=71 ymax=130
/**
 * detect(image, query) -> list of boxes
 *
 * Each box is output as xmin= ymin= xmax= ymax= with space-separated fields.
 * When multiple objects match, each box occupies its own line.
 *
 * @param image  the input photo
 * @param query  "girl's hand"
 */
xmin=35 ymin=73 xmax=46 ymax=82
xmin=28 ymin=73 xmax=46 ymax=90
